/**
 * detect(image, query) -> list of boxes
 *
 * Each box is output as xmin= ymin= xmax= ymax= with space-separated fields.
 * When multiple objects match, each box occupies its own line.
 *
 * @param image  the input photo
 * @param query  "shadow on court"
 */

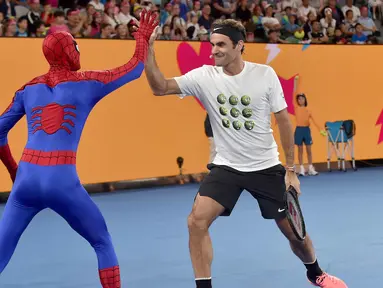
xmin=0 ymin=167 xmax=382 ymax=287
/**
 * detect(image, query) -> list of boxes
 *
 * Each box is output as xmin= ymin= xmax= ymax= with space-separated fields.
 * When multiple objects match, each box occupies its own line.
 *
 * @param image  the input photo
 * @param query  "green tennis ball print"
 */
xmin=242 ymin=108 xmax=252 ymax=118
xmin=220 ymin=106 xmax=228 ymax=116
xmin=229 ymin=95 xmax=239 ymax=105
xmin=241 ymin=95 xmax=251 ymax=106
xmin=222 ymin=119 xmax=230 ymax=128
xmin=245 ymin=120 xmax=255 ymax=130
xmin=233 ymin=120 xmax=242 ymax=130
xmin=230 ymin=108 xmax=240 ymax=118
xmin=217 ymin=94 xmax=226 ymax=104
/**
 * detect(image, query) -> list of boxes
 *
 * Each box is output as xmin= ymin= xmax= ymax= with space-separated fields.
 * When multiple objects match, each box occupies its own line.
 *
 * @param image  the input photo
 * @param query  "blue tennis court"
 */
xmin=0 ymin=167 xmax=382 ymax=287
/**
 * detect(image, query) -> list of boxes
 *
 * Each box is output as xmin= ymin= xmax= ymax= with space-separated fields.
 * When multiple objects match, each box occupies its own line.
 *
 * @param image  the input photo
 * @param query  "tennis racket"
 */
xmin=285 ymin=185 xmax=306 ymax=241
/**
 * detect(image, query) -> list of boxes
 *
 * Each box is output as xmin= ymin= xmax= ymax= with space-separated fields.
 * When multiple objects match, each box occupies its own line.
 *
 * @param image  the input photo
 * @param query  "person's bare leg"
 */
xmin=275 ymin=217 xmax=348 ymax=287
xmin=187 ymin=194 xmax=225 ymax=287
xmin=276 ymin=217 xmax=316 ymax=262
xmin=298 ymin=145 xmax=304 ymax=166
xmin=306 ymin=144 xmax=313 ymax=166
xmin=276 ymin=217 xmax=322 ymax=282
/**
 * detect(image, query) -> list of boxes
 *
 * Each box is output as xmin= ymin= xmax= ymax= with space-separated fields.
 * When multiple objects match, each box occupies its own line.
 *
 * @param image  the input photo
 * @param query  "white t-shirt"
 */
xmin=174 ymin=61 xmax=287 ymax=172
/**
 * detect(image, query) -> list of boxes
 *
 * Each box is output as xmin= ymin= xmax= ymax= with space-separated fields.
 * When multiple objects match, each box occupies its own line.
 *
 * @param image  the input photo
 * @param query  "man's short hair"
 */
xmin=211 ymin=19 xmax=246 ymax=53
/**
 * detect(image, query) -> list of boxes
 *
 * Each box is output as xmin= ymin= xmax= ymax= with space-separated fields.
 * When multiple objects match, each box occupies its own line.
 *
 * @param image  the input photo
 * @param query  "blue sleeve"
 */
xmin=84 ymin=60 xmax=145 ymax=106
xmin=0 ymin=91 xmax=25 ymax=146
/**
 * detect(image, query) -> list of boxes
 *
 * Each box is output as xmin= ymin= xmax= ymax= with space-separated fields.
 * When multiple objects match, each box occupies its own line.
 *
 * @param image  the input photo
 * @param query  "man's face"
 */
xmin=210 ymin=33 xmax=241 ymax=67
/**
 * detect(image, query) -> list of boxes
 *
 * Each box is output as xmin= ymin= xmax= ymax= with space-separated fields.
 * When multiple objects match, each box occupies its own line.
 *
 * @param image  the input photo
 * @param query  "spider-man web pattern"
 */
xmin=0 ymin=9 xmax=158 ymax=287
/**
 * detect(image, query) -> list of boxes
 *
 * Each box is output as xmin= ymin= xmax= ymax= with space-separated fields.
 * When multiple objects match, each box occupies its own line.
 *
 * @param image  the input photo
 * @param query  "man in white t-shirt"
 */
xmin=144 ymin=19 xmax=347 ymax=288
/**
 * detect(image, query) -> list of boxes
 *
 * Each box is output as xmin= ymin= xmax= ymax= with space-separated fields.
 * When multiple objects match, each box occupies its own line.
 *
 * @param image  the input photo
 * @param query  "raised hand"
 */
xmin=133 ymin=9 xmax=159 ymax=42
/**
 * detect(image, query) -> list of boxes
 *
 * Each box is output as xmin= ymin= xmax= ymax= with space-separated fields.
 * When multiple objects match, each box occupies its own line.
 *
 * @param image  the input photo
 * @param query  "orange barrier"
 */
xmin=0 ymin=38 xmax=382 ymax=192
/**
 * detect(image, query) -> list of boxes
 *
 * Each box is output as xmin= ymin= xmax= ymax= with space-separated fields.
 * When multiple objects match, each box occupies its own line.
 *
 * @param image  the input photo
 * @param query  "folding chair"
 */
xmin=325 ymin=120 xmax=357 ymax=172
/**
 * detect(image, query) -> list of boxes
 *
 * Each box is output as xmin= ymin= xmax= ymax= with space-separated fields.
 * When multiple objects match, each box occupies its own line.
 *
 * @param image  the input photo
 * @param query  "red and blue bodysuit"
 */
xmin=0 ymin=10 xmax=158 ymax=288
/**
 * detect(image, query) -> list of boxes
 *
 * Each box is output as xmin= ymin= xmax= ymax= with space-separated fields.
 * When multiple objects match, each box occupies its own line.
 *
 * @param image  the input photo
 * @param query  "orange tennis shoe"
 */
xmin=309 ymin=272 xmax=348 ymax=288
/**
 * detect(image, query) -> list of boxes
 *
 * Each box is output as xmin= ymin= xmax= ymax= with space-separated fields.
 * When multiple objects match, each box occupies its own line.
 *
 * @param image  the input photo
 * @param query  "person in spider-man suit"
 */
xmin=0 ymin=9 xmax=158 ymax=288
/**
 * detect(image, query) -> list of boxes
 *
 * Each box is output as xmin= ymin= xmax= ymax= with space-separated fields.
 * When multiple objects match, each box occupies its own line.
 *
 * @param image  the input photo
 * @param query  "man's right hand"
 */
xmin=133 ymin=9 xmax=159 ymax=42
xmin=149 ymin=26 xmax=160 ymax=46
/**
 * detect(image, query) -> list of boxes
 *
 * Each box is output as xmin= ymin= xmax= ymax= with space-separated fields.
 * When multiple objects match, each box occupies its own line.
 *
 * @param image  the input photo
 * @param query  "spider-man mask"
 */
xmin=42 ymin=31 xmax=80 ymax=71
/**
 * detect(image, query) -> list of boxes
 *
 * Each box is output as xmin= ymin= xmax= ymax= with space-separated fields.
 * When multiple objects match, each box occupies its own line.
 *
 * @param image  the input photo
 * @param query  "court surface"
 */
xmin=0 ymin=167 xmax=382 ymax=287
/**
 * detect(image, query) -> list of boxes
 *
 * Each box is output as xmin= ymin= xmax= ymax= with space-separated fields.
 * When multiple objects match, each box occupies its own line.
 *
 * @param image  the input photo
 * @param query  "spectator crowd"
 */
xmin=0 ymin=0 xmax=381 ymax=43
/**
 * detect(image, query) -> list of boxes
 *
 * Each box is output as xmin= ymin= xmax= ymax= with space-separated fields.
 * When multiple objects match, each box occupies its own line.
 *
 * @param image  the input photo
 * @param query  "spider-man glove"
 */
xmin=0 ymin=144 xmax=18 ymax=183
xmin=132 ymin=9 xmax=159 ymax=63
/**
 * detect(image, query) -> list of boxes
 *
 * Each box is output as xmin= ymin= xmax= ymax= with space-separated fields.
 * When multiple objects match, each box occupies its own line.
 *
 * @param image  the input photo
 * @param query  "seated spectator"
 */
xmin=198 ymin=4 xmax=213 ymax=31
xmin=341 ymin=0 xmax=360 ymax=21
xmin=66 ymin=8 xmax=86 ymax=37
xmin=4 ymin=17 xmax=16 ymax=36
xmin=160 ymin=2 xmax=172 ymax=25
xmin=358 ymin=6 xmax=377 ymax=36
xmin=187 ymin=0 xmax=202 ymax=22
xmin=83 ymin=11 xmax=102 ymax=37
xmin=261 ymin=4 xmax=281 ymax=34
xmin=169 ymin=0 xmax=189 ymax=21
xmin=159 ymin=23 xmax=171 ymax=39
xmin=236 ymin=0 xmax=252 ymax=23
xmin=165 ymin=3 xmax=186 ymax=27
xmin=15 ymin=15 xmax=28 ymax=36
xmin=268 ymin=29 xmax=289 ymax=43
xmin=170 ymin=14 xmax=186 ymax=37
xmin=104 ymin=1 xmax=121 ymax=29
xmin=282 ymin=13 xmax=302 ymax=41
xmin=308 ymin=19 xmax=329 ymax=43
xmin=321 ymin=0 xmax=344 ymax=25
xmin=96 ymin=22 xmax=112 ymax=38
xmin=40 ymin=4 xmax=55 ymax=27
xmin=27 ymin=0 xmax=41 ymax=34
xmin=197 ymin=27 xmax=209 ymax=41
xmin=118 ymin=1 xmax=136 ymax=25
xmin=302 ymin=11 xmax=318 ymax=39
xmin=341 ymin=9 xmax=357 ymax=38
xmin=210 ymin=0 xmax=237 ymax=20
xmin=31 ymin=19 xmax=45 ymax=37
xmin=114 ymin=23 xmax=131 ymax=38
xmin=0 ymin=0 xmax=16 ymax=19
xmin=281 ymin=6 xmax=292 ymax=25
xmin=186 ymin=12 xmax=200 ymax=39
xmin=333 ymin=27 xmax=348 ymax=44
xmin=320 ymin=7 xmax=336 ymax=38
xmin=298 ymin=0 xmax=317 ymax=23
xmin=351 ymin=23 xmax=367 ymax=43
xmin=47 ymin=10 xmax=70 ymax=35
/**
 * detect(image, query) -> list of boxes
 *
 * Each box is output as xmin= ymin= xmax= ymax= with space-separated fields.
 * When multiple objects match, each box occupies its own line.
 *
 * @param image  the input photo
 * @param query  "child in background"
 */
xmin=294 ymin=93 xmax=326 ymax=176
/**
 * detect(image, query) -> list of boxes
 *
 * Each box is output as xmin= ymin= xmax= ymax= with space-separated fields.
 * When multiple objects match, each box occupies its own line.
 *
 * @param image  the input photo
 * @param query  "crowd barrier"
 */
xmin=0 ymin=38 xmax=382 ymax=193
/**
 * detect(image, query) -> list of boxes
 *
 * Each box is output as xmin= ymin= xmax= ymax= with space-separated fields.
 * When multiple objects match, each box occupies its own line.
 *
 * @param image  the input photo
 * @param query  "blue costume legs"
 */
xmin=0 ymin=192 xmax=41 ymax=273
xmin=47 ymin=184 xmax=119 ymax=269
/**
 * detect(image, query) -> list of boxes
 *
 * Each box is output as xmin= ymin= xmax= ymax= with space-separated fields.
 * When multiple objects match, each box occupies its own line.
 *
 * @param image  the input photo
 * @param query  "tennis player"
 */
xmin=144 ymin=19 xmax=347 ymax=288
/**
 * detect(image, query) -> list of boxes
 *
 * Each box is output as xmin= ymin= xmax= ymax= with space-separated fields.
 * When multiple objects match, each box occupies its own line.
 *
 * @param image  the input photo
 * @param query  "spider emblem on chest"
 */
xmin=31 ymin=103 xmax=76 ymax=135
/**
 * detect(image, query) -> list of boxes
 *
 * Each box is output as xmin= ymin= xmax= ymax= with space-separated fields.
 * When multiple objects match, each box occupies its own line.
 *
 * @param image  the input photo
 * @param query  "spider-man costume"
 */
xmin=0 ymin=10 xmax=158 ymax=288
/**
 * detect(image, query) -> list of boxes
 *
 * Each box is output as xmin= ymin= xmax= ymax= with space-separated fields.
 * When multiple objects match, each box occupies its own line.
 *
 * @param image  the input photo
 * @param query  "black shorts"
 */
xmin=198 ymin=163 xmax=287 ymax=220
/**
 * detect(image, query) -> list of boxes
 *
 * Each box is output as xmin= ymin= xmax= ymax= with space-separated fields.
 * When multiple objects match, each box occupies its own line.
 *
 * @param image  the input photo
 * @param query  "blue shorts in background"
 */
xmin=294 ymin=126 xmax=313 ymax=145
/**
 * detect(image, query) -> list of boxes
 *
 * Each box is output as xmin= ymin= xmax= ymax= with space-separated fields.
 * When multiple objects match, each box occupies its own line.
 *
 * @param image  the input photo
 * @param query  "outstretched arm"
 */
xmin=85 ymin=10 xmax=159 ymax=104
xmin=0 ymin=91 xmax=25 ymax=182
xmin=144 ymin=31 xmax=202 ymax=97
xmin=145 ymin=45 xmax=182 ymax=96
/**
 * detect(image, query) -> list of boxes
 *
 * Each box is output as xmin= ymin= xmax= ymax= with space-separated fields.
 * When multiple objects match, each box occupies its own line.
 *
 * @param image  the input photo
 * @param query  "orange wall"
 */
xmin=0 ymin=38 xmax=382 ymax=192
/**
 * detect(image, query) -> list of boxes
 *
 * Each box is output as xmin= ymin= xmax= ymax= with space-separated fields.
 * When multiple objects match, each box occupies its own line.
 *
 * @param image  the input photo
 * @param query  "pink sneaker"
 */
xmin=309 ymin=272 xmax=348 ymax=288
